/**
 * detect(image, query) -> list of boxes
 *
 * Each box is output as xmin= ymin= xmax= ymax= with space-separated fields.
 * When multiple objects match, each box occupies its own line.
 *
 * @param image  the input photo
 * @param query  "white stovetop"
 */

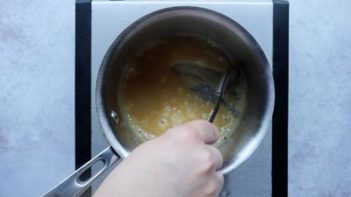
xmin=90 ymin=2 xmax=273 ymax=196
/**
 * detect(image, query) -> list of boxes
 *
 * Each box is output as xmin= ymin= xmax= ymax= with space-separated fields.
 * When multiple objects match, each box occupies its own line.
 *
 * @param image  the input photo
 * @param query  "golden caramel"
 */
xmin=119 ymin=36 xmax=246 ymax=146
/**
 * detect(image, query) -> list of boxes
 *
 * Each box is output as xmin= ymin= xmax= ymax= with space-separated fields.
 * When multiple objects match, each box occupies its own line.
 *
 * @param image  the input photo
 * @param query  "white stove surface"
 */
xmin=91 ymin=1 xmax=273 ymax=196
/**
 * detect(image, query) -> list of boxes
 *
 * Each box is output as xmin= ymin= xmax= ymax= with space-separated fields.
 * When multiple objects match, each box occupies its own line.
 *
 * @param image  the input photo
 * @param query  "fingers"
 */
xmin=214 ymin=172 xmax=225 ymax=195
xmin=206 ymin=145 xmax=223 ymax=171
xmin=183 ymin=120 xmax=220 ymax=144
xmin=204 ymin=171 xmax=224 ymax=197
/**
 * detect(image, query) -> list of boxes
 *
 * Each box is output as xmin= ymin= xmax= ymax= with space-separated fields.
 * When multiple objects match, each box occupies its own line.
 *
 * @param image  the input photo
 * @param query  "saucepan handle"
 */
xmin=43 ymin=146 xmax=121 ymax=197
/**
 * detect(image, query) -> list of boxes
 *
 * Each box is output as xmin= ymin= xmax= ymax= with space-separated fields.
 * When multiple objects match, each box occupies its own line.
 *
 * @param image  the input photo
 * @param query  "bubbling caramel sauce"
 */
xmin=119 ymin=36 xmax=246 ymax=147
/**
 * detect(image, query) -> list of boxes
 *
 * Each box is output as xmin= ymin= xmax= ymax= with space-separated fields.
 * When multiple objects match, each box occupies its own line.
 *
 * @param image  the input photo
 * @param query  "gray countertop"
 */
xmin=1 ymin=0 xmax=351 ymax=196
xmin=289 ymin=0 xmax=351 ymax=196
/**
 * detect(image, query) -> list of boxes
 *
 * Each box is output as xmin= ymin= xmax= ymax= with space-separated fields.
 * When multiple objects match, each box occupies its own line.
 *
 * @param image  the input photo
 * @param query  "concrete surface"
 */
xmin=0 ymin=1 xmax=75 ymax=196
xmin=0 ymin=0 xmax=351 ymax=196
xmin=288 ymin=0 xmax=351 ymax=196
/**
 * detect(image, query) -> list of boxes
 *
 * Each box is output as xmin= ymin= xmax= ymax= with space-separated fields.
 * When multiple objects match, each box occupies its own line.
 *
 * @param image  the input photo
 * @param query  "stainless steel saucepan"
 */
xmin=44 ymin=7 xmax=274 ymax=197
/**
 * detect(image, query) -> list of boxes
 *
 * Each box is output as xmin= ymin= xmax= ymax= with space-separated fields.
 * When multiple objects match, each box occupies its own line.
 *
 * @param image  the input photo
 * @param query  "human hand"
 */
xmin=94 ymin=119 xmax=224 ymax=197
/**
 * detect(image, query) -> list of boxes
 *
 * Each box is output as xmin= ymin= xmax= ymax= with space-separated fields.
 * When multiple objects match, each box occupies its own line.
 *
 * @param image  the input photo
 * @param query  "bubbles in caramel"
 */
xmin=119 ymin=36 xmax=247 ymax=148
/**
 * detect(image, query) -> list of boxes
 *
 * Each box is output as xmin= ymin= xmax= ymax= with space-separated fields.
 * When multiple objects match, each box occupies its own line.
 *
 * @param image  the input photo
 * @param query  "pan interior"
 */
xmin=117 ymin=35 xmax=247 ymax=162
xmin=99 ymin=7 xmax=273 ymax=171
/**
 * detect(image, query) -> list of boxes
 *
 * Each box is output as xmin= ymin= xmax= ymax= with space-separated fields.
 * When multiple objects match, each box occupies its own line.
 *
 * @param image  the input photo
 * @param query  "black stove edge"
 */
xmin=75 ymin=0 xmax=92 ymax=196
xmin=272 ymin=0 xmax=289 ymax=197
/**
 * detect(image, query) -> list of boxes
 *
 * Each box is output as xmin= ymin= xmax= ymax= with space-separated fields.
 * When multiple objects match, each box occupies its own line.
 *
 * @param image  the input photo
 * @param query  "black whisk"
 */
xmin=208 ymin=69 xmax=231 ymax=123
